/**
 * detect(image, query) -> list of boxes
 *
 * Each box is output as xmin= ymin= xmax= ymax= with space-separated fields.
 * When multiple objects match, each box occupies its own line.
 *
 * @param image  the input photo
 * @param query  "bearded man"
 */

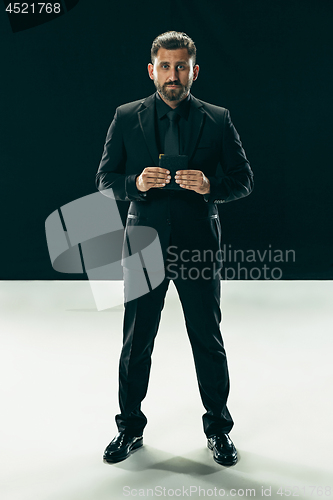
xmin=96 ymin=31 xmax=253 ymax=466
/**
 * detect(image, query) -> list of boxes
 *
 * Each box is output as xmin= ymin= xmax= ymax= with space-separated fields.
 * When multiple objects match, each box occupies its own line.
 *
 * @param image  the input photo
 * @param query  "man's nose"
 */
xmin=167 ymin=68 xmax=178 ymax=81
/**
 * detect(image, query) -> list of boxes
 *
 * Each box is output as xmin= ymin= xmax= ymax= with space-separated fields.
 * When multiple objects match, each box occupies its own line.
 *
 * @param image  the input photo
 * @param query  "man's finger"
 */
xmin=146 ymin=180 xmax=167 ymax=186
xmin=145 ymin=173 xmax=170 ymax=178
xmin=176 ymin=169 xmax=201 ymax=175
xmin=176 ymin=176 xmax=199 ymax=181
xmin=146 ymin=174 xmax=169 ymax=179
xmin=175 ymin=173 xmax=201 ymax=180
xmin=176 ymin=178 xmax=200 ymax=185
xmin=145 ymin=167 xmax=170 ymax=174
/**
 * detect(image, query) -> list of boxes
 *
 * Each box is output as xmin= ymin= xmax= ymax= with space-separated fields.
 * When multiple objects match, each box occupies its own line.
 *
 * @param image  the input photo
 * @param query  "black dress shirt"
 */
xmin=155 ymin=92 xmax=191 ymax=155
xmin=154 ymin=92 xmax=212 ymax=201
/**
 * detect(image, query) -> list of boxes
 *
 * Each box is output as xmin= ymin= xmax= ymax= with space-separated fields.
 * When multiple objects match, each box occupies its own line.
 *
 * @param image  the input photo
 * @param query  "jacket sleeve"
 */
xmin=95 ymin=107 xmax=147 ymax=201
xmin=205 ymin=109 xmax=254 ymax=204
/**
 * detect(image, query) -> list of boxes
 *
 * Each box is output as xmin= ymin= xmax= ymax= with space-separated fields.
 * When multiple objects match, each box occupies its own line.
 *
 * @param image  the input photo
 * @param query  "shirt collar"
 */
xmin=155 ymin=91 xmax=191 ymax=121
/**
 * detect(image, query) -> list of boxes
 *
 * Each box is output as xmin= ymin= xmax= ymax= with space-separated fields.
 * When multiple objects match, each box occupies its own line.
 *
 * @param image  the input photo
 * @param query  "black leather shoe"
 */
xmin=103 ymin=431 xmax=143 ymax=463
xmin=207 ymin=434 xmax=238 ymax=466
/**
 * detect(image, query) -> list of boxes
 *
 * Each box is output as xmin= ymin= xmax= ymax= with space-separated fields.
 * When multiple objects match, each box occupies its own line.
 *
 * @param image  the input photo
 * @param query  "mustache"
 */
xmin=164 ymin=82 xmax=182 ymax=86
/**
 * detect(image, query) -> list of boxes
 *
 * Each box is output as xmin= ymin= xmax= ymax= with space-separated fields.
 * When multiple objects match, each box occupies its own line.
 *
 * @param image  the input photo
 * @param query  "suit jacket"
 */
xmin=95 ymin=92 xmax=254 ymax=269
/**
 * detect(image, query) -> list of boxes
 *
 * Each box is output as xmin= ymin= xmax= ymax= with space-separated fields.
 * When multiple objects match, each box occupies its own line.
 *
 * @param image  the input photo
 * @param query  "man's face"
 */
xmin=148 ymin=48 xmax=199 ymax=104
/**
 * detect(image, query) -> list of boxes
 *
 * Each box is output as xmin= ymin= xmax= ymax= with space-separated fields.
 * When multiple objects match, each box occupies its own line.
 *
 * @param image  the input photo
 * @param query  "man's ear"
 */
xmin=193 ymin=64 xmax=200 ymax=82
xmin=148 ymin=63 xmax=154 ymax=80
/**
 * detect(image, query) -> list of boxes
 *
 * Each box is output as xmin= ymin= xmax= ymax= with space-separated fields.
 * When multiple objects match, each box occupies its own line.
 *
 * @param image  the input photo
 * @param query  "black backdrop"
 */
xmin=1 ymin=0 xmax=332 ymax=280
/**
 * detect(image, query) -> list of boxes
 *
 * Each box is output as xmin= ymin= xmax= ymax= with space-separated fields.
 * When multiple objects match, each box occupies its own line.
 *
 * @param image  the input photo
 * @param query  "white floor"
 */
xmin=0 ymin=281 xmax=332 ymax=500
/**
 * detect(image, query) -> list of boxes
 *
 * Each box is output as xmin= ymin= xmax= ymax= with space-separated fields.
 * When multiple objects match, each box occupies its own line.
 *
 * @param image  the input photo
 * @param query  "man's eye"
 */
xmin=162 ymin=65 xmax=169 ymax=69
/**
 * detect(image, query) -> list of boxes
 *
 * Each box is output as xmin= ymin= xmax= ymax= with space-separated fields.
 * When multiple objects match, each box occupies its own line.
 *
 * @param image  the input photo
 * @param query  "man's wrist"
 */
xmin=136 ymin=174 xmax=146 ymax=193
xmin=201 ymin=177 xmax=210 ymax=195
xmin=125 ymin=174 xmax=147 ymax=200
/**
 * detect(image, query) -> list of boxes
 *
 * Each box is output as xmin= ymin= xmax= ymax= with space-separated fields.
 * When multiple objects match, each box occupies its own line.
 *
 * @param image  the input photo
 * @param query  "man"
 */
xmin=96 ymin=31 xmax=253 ymax=466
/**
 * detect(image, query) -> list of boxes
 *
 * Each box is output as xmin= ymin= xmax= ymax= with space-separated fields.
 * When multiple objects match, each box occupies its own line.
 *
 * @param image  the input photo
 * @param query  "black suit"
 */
xmin=96 ymin=92 xmax=253 ymax=437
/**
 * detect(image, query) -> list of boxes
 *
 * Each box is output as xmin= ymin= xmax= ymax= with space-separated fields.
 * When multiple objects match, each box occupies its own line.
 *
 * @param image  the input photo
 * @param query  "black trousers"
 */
xmin=115 ymin=267 xmax=234 ymax=438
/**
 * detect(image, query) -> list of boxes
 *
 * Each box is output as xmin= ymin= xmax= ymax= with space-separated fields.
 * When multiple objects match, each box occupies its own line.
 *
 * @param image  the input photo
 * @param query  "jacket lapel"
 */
xmin=138 ymin=94 xmax=159 ymax=166
xmin=184 ymin=95 xmax=205 ymax=160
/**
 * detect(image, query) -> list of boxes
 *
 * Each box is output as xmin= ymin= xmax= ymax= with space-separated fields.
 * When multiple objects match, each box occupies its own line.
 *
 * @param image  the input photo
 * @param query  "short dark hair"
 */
xmin=151 ymin=31 xmax=197 ymax=65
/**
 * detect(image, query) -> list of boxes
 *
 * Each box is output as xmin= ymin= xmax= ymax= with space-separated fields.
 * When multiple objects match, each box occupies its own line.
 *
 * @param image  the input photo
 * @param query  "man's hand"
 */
xmin=175 ymin=170 xmax=210 ymax=195
xmin=136 ymin=167 xmax=171 ymax=192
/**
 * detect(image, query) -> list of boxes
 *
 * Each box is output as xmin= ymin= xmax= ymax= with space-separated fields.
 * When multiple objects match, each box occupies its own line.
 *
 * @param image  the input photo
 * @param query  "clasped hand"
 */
xmin=136 ymin=167 xmax=210 ymax=195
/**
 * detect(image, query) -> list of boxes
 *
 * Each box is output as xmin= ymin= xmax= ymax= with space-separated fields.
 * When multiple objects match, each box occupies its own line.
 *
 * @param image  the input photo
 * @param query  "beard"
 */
xmin=154 ymin=76 xmax=193 ymax=102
